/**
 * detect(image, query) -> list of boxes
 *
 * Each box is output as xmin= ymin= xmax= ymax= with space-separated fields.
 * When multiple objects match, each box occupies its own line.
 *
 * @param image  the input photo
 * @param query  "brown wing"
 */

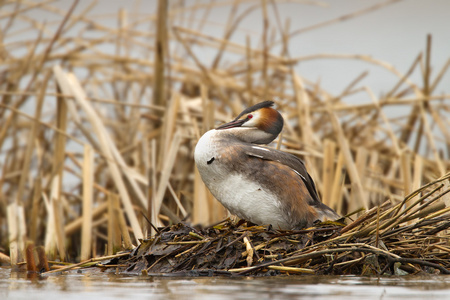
xmin=243 ymin=145 xmax=321 ymax=205
xmin=243 ymin=145 xmax=340 ymax=221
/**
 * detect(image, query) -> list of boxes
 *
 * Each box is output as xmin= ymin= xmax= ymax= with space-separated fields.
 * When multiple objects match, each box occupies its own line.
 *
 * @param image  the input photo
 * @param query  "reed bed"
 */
xmin=0 ymin=0 xmax=449 ymax=275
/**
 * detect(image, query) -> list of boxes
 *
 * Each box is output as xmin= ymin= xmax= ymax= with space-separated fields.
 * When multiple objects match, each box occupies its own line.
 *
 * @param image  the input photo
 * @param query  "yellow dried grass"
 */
xmin=0 ymin=0 xmax=448 ymax=266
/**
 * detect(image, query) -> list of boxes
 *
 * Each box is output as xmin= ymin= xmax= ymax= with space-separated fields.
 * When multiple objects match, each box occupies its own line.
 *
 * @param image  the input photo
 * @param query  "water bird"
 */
xmin=194 ymin=101 xmax=340 ymax=229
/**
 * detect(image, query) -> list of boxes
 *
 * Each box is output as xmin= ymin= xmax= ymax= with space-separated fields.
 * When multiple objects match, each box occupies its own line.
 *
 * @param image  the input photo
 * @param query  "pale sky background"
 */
xmin=75 ymin=0 xmax=450 ymax=97
xmin=4 ymin=0 xmax=449 ymax=98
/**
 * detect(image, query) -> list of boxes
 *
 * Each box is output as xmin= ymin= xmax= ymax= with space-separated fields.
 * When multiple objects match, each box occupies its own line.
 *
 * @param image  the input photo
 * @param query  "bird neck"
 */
xmin=216 ymin=127 xmax=276 ymax=145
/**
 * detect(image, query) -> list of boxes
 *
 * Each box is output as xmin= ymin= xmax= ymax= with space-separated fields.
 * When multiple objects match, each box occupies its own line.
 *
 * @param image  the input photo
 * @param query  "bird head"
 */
xmin=216 ymin=101 xmax=284 ymax=144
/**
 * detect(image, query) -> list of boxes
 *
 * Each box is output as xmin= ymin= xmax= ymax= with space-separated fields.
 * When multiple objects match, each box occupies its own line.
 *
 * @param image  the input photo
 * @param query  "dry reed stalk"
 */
xmin=42 ymin=252 xmax=131 ymax=275
xmin=401 ymin=151 xmax=412 ymax=199
xmin=412 ymin=154 xmax=423 ymax=194
xmin=417 ymin=100 xmax=446 ymax=175
xmin=153 ymin=131 xmax=182 ymax=224
xmin=14 ymin=71 xmax=49 ymax=207
xmin=355 ymin=146 xmax=369 ymax=193
xmin=385 ymin=53 xmax=422 ymax=99
xmin=365 ymin=87 xmax=401 ymax=156
xmin=172 ymin=27 xmax=232 ymax=110
xmin=193 ymin=167 xmax=211 ymax=225
xmin=153 ymin=0 xmax=168 ymax=107
xmin=159 ymin=95 xmax=179 ymax=169
xmin=426 ymin=104 xmax=450 ymax=149
xmin=261 ymin=0 xmax=269 ymax=99
xmin=210 ymin=0 xmax=239 ymax=70
xmin=293 ymin=73 xmax=315 ymax=147
xmin=6 ymin=203 xmax=25 ymax=265
xmin=322 ymin=139 xmax=336 ymax=207
xmin=29 ymin=177 xmax=42 ymax=242
xmin=282 ymin=0 xmax=400 ymax=41
xmin=43 ymin=190 xmax=55 ymax=258
xmin=52 ymin=188 xmax=66 ymax=261
xmin=147 ymin=138 xmax=157 ymax=233
xmin=330 ymin=152 xmax=345 ymax=214
xmin=53 ymin=85 xmax=69 ymax=175
xmin=81 ymin=144 xmax=94 ymax=261
xmin=167 ymin=183 xmax=188 ymax=218
xmin=327 ymin=106 xmax=368 ymax=211
xmin=107 ymin=194 xmax=122 ymax=255
xmin=110 ymin=193 xmax=133 ymax=249
xmin=53 ymin=65 xmax=144 ymax=242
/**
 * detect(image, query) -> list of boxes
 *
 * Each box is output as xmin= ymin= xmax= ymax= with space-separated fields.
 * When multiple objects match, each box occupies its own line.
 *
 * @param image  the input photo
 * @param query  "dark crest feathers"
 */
xmin=234 ymin=101 xmax=274 ymax=120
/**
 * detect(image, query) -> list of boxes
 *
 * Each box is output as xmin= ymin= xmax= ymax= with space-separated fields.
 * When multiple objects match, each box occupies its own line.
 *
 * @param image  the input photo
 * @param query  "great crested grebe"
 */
xmin=194 ymin=101 xmax=339 ymax=229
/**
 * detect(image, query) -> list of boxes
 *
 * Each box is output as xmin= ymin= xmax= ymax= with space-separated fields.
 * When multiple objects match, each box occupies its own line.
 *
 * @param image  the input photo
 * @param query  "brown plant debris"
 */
xmin=92 ymin=175 xmax=450 ymax=277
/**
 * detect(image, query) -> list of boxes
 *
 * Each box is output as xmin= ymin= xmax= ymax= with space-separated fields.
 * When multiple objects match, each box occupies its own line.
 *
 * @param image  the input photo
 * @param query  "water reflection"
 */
xmin=1 ymin=267 xmax=450 ymax=300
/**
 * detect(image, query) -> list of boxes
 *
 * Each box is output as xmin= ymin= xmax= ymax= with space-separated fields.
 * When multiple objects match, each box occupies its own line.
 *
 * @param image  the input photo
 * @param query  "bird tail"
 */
xmin=317 ymin=203 xmax=341 ymax=222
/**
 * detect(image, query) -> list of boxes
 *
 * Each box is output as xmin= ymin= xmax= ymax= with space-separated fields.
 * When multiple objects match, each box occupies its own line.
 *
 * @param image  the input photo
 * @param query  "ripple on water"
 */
xmin=1 ymin=268 xmax=450 ymax=300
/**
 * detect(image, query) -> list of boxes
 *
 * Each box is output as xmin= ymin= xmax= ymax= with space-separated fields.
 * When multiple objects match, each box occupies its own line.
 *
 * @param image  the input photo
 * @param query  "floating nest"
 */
xmin=96 ymin=174 xmax=450 ymax=277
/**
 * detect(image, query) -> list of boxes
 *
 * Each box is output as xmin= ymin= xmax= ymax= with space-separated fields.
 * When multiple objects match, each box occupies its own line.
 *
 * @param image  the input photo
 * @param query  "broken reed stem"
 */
xmin=41 ymin=252 xmax=131 ymax=275
xmin=25 ymin=242 xmax=37 ymax=273
xmin=36 ymin=246 xmax=50 ymax=272
xmin=243 ymin=236 xmax=253 ymax=267
xmin=228 ymin=265 xmax=315 ymax=274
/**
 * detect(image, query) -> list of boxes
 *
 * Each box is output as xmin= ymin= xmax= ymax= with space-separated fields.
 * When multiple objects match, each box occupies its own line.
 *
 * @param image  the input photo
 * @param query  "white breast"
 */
xmin=194 ymin=129 xmax=290 ymax=229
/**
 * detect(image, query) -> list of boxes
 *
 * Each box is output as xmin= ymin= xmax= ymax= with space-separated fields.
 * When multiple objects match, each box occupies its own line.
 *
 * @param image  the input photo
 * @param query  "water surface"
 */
xmin=1 ymin=267 xmax=450 ymax=299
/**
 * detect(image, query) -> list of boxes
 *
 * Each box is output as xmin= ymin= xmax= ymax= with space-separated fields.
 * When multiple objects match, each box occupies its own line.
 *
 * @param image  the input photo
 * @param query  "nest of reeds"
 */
xmin=92 ymin=173 xmax=449 ymax=277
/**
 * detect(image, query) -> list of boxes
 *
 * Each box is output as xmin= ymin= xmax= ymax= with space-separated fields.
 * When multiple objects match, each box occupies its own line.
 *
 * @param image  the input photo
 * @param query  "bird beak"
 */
xmin=216 ymin=118 xmax=246 ymax=130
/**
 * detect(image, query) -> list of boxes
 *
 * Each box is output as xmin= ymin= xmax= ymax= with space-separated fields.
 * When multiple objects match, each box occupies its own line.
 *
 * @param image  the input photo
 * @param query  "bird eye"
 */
xmin=247 ymin=114 xmax=253 ymax=119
